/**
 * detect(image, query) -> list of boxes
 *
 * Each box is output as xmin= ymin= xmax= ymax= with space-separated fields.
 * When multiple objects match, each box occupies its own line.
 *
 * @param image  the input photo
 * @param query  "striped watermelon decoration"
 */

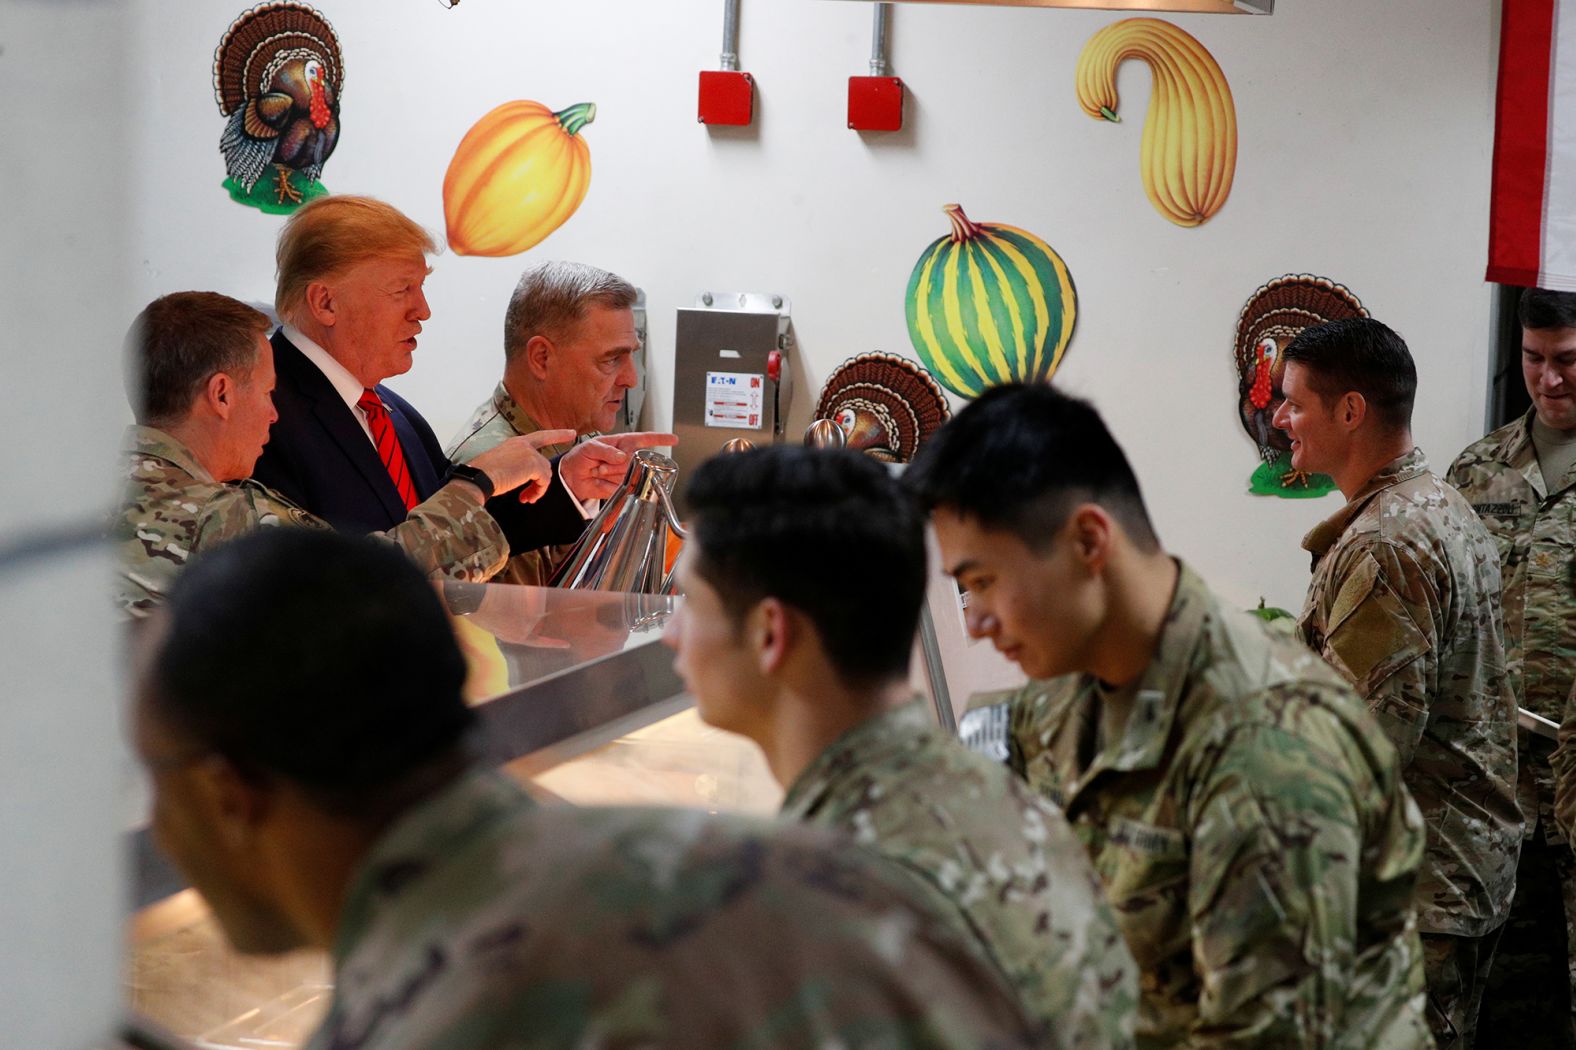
xmin=905 ymin=204 xmax=1077 ymax=400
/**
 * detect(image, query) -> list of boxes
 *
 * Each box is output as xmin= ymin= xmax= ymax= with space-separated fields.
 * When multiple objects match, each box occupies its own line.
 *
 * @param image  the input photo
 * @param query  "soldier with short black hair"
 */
xmin=1278 ymin=317 xmax=1521 ymax=1048
xmin=1452 ymin=287 xmax=1576 ymax=1048
xmin=663 ymin=445 xmax=1139 ymax=1048
xmin=906 ymin=381 xmax=1433 ymax=1048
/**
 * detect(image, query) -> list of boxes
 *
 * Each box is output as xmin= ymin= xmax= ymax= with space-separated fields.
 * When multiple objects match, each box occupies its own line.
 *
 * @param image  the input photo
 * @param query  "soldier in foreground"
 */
xmin=113 ymin=291 xmax=570 ymax=616
xmin=1275 ymin=318 xmax=1521 ymax=1048
xmin=904 ymin=382 xmax=1432 ymax=1048
xmin=447 ymin=261 xmax=643 ymax=584
xmin=131 ymin=527 xmax=1041 ymax=1050
xmin=662 ymin=446 xmax=1139 ymax=1048
xmin=1451 ymin=288 xmax=1576 ymax=1049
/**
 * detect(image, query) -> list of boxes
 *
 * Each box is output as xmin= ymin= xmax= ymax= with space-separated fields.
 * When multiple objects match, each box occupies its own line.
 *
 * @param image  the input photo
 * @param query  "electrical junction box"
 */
xmin=671 ymin=293 xmax=792 ymax=515
xmin=698 ymin=70 xmax=755 ymax=126
xmin=848 ymin=76 xmax=904 ymax=132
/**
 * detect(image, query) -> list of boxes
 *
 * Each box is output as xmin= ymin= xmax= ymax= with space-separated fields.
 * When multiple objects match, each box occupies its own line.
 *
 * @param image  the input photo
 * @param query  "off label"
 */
xmin=704 ymin=370 xmax=765 ymax=430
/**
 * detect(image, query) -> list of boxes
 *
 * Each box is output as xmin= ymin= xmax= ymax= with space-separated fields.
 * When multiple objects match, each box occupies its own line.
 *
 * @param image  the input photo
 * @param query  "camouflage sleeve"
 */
xmin=1553 ymin=681 xmax=1576 ymax=844
xmin=380 ymin=483 xmax=510 ymax=582
xmin=1313 ymin=543 xmax=1435 ymax=768
xmin=188 ymin=487 xmax=279 ymax=552
xmin=1185 ymin=717 xmax=1375 ymax=1047
xmin=1009 ymin=678 xmax=1086 ymax=785
xmin=1443 ymin=450 xmax=1472 ymax=491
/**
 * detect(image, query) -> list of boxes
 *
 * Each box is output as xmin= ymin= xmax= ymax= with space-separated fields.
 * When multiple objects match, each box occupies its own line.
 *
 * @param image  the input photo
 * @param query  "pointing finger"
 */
xmin=527 ymin=429 xmax=577 ymax=449
xmin=605 ymin=431 xmax=678 ymax=452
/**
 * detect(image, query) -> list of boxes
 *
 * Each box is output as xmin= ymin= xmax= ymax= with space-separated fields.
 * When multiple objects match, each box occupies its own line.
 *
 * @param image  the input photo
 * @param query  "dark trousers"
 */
xmin=1423 ymin=925 xmax=1506 ymax=1049
xmin=1477 ymin=829 xmax=1576 ymax=1050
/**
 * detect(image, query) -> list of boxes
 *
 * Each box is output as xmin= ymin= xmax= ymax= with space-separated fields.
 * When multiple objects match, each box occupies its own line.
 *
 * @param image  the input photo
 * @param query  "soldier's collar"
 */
xmin=1301 ymin=447 xmax=1430 ymax=557
xmin=332 ymin=768 xmax=531 ymax=964
xmin=494 ymin=382 xmax=594 ymax=451
xmin=1077 ymin=560 xmax=1203 ymax=776
xmin=493 ymin=381 xmax=543 ymax=438
xmin=780 ymin=699 xmax=928 ymax=817
xmin=125 ymin=425 xmax=217 ymax=484
xmin=1501 ymin=408 xmax=1538 ymax=469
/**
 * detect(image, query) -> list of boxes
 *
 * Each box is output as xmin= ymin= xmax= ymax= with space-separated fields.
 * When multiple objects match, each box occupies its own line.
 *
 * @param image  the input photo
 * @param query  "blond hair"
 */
xmin=274 ymin=196 xmax=437 ymax=325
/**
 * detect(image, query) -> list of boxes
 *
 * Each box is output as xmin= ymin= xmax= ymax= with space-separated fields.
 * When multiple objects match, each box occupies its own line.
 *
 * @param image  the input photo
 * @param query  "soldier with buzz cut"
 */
xmin=112 ymin=291 xmax=574 ymax=617
xmin=1274 ymin=317 xmax=1521 ymax=1049
xmin=662 ymin=445 xmax=1139 ymax=1049
xmin=1451 ymin=287 xmax=1576 ymax=1049
xmin=132 ymin=527 xmax=1043 ymax=1050
xmin=905 ymin=382 xmax=1434 ymax=1048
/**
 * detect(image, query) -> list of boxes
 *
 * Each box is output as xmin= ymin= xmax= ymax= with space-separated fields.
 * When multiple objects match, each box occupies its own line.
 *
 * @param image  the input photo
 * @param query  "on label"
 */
xmin=704 ymin=370 xmax=765 ymax=430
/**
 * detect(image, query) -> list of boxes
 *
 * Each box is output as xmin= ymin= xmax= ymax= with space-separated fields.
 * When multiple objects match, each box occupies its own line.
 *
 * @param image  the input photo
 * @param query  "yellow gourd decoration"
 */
xmin=1075 ymin=19 xmax=1236 ymax=228
xmin=443 ymin=100 xmax=596 ymax=257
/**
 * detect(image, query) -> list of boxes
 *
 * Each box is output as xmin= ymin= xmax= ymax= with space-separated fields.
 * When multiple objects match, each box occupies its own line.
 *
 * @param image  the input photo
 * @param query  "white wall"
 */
xmin=126 ymin=0 xmax=1499 ymax=616
xmin=1 ymin=1 xmax=129 ymax=1046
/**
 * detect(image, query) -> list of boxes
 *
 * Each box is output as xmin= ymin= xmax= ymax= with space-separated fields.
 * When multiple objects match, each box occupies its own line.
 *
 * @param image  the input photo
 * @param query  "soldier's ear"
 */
xmin=1068 ymin=504 xmax=1113 ymax=573
xmin=1341 ymin=391 xmax=1368 ymax=431
xmin=189 ymin=752 xmax=278 ymax=850
xmin=206 ymin=372 xmax=235 ymax=419
xmin=524 ymin=334 xmax=554 ymax=380
xmin=751 ymin=597 xmax=793 ymax=676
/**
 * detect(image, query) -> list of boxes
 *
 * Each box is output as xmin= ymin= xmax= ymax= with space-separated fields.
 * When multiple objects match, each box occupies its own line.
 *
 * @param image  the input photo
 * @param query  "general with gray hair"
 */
xmin=449 ymin=259 xmax=644 ymax=585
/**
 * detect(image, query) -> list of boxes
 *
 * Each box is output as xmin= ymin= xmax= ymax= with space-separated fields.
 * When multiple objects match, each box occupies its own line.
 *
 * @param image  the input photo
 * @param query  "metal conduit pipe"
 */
xmin=869 ymin=2 xmax=891 ymax=77
xmin=721 ymin=0 xmax=741 ymax=71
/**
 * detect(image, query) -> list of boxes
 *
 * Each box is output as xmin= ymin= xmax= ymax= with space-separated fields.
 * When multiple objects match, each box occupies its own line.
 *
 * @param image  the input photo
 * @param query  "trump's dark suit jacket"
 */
xmin=251 ymin=331 xmax=585 ymax=556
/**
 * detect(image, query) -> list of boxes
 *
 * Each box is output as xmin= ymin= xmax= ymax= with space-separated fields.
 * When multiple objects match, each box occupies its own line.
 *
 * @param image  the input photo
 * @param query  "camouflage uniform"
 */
xmin=305 ymin=768 xmax=1041 ymax=1050
xmin=968 ymin=563 xmax=1432 ymax=1048
xmin=1449 ymin=412 xmax=1576 ymax=1048
xmin=447 ymin=383 xmax=578 ymax=586
xmin=114 ymin=426 xmax=508 ymax=617
xmin=1298 ymin=448 xmax=1521 ymax=1047
xmin=781 ymin=700 xmax=1139 ymax=1048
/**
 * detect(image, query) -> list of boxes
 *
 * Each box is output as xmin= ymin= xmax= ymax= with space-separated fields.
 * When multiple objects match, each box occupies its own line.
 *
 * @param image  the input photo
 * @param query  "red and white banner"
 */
xmin=1489 ymin=0 xmax=1576 ymax=289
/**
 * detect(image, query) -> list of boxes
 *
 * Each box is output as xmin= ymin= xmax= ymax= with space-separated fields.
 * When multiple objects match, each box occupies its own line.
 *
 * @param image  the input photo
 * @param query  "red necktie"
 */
xmin=357 ymin=389 xmax=419 ymax=510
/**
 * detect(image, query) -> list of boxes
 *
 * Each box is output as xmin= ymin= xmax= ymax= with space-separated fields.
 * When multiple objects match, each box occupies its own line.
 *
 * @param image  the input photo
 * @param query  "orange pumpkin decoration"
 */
xmin=443 ymin=100 xmax=596 ymax=257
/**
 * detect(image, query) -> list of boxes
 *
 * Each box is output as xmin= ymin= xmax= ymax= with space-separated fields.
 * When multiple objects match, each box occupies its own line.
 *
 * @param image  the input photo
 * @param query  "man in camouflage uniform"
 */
xmin=132 ymin=527 xmax=1041 ymax=1049
xmin=447 ymin=261 xmax=643 ymax=585
xmin=1450 ymin=287 xmax=1576 ymax=1049
xmin=663 ymin=446 xmax=1138 ymax=1048
xmin=112 ymin=292 xmax=575 ymax=616
xmin=905 ymin=382 xmax=1434 ymax=1048
xmin=1273 ymin=317 xmax=1521 ymax=1048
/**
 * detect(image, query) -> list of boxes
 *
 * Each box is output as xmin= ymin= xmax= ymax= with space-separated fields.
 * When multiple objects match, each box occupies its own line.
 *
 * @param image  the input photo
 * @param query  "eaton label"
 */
xmin=704 ymin=370 xmax=765 ymax=430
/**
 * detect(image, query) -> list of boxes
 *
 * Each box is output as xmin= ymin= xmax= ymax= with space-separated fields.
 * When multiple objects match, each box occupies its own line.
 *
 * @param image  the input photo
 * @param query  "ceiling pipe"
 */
xmin=869 ymin=3 xmax=891 ymax=77
xmin=721 ymin=0 xmax=741 ymax=71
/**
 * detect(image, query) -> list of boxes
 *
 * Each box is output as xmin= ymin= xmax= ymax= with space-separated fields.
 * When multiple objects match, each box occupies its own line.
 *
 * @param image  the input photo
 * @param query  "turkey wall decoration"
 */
xmin=906 ymin=204 xmax=1078 ymax=400
xmin=1075 ymin=19 xmax=1236 ymax=228
xmin=214 ymin=2 xmax=342 ymax=213
xmin=815 ymin=353 xmax=950 ymax=463
xmin=443 ymin=101 xmax=597 ymax=257
xmin=1235 ymin=275 xmax=1368 ymax=499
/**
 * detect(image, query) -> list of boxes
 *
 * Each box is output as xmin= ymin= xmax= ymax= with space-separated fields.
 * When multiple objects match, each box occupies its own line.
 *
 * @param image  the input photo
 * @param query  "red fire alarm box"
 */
xmin=848 ymin=76 xmax=903 ymax=132
xmin=699 ymin=70 xmax=755 ymax=126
